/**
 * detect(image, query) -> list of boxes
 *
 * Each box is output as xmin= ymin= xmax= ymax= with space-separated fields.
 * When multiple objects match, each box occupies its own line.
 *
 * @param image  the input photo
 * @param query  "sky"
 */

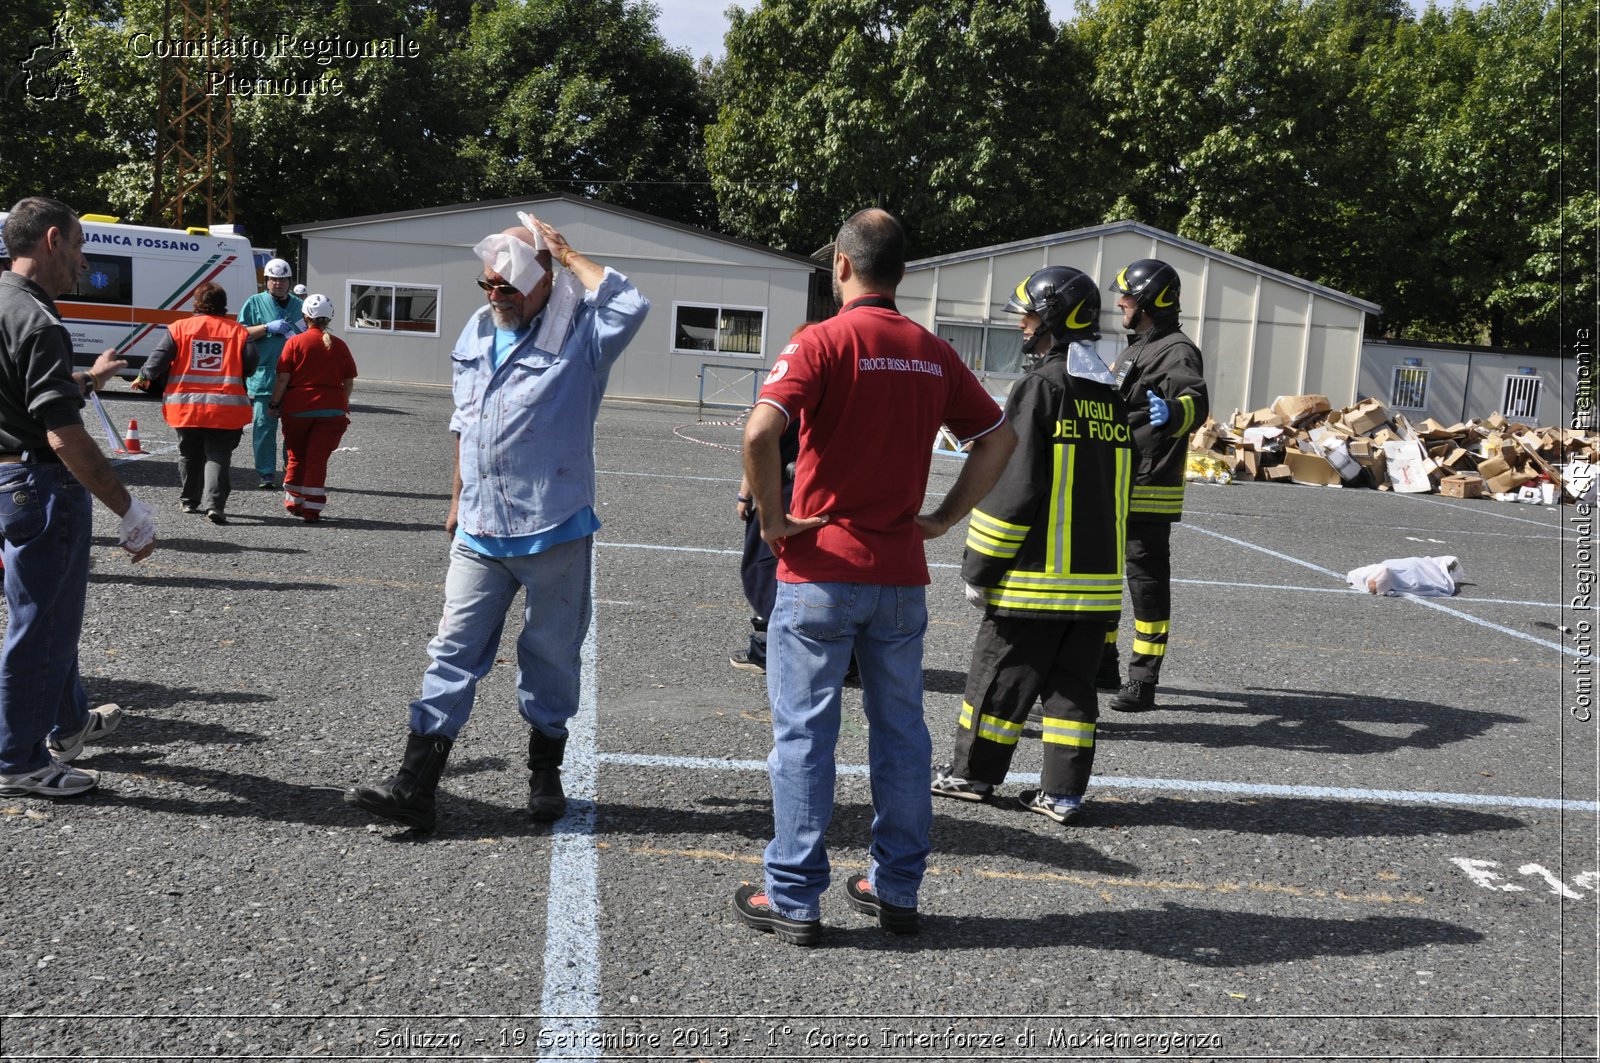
xmin=653 ymin=1 xmax=1465 ymax=63
xmin=654 ymin=1 xmax=1076 ymax=63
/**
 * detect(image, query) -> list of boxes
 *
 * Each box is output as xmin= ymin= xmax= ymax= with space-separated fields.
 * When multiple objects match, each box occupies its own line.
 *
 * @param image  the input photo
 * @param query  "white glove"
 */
xmin=964 ymin=582 xmax=987 ymax=609
xmin=117 ymin=498 xmax=156 ymax=554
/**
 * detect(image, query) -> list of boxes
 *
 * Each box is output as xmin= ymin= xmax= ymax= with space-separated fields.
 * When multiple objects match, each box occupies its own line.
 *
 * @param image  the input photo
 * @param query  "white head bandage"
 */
xmin=472 ymin=233 xmax=548 ymax=296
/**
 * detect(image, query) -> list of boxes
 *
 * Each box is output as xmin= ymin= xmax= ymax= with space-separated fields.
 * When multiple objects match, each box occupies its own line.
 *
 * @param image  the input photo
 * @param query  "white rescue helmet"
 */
xmin=263 ymin=258 xmax=293 ymax=279
xmin=291 ymin=283 xmax=308 ymax=297
xmin=302 ymin=293 xmax=334 ymax=320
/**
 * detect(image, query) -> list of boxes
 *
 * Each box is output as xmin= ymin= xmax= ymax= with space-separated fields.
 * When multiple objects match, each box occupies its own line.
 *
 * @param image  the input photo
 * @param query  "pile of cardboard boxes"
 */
xmin=1189 ymin=394 xmax=1599 ymax=503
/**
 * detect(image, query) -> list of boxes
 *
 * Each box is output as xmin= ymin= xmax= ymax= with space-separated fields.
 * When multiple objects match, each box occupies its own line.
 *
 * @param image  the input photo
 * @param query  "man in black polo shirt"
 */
xmin=0 ymin=196 xmax=157 ymax=798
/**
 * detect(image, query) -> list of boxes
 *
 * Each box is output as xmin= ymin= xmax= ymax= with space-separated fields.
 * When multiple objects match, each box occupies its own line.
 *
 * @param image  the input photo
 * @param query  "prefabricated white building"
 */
xmin=896 ymin=220 xmax=1382 ymax=416
xmin=283 ymin=194 xmax=818 ymax=401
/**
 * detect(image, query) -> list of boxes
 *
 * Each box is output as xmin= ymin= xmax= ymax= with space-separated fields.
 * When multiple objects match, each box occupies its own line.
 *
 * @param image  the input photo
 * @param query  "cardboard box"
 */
xmin=1264 ymin=464 xmax=1294 ymax=482
xmin=1486 ymin=469 xmax=1536 ymax=495
xmin=1476 ymin=453 xmax=1512 ymax=481
xmin=1283 ymin=448 xmax=1343 ymax=486
xmin=1341 ymin=398 xmax=1393 ymax=436
xmin=1229 ymin=446 xmax=1262 ymax=481
xmin=1309 ymin=426 xmax=1363 ymax=483
xmin=1272 ymin=394 xmax=1332 ymax=428
xmin=1439 ymin=474 xmax=1486 ymax=499
xmin=1383 ymin=440 xmax=1434 ymax=493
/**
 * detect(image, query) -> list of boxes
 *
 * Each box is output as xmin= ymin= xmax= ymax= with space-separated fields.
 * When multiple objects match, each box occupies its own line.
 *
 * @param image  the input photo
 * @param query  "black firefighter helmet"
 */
xmin=1109 ymin=258 xmax=1181 ymax=323
xmin=1004 ymin=265 xmax=1100 ymax=355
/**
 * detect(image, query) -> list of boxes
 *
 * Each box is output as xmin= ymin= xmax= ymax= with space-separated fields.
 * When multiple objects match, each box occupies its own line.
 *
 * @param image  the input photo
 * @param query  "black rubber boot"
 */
xmin=527 ymin=731 xmax=568 ymax=822
xmin=345 ymin=732 xmax=452 ymax=831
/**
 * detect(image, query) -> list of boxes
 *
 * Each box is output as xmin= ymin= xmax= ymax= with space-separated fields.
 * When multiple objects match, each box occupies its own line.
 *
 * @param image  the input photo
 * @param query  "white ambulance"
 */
xmin=0 ymin=213 xmax=261 ymax=378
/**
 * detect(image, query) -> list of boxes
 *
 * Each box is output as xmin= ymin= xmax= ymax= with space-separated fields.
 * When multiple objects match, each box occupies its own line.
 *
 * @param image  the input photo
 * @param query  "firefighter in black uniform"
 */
xmin=1100 ymin=259 xmax=1210 ymax=712
xmin=930 ymin=266 xmax=1156 ymax=824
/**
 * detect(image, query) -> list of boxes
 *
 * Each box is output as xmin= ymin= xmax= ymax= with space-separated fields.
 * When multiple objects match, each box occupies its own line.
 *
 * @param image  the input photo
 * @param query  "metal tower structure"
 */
xmin=151 ymin=0 xmax=236 ymax=228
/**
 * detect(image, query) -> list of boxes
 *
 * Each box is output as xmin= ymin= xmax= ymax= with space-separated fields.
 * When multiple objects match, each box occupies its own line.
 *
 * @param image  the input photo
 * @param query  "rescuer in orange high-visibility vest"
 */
xmin=132 ymin=281 xmax=257 ymax=525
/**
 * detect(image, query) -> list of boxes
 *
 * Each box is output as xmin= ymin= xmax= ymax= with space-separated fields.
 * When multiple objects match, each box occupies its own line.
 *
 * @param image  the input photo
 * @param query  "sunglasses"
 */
xmin=476 ymin=278 xmax=520 ymax=296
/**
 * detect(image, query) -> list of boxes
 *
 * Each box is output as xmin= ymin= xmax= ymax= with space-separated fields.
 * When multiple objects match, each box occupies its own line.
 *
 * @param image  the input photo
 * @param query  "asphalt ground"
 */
xmin=0 ymin=382 xmax=1595 ymax=1062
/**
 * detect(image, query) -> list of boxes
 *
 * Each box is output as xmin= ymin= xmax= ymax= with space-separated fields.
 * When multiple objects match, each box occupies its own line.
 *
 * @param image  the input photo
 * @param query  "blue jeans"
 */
xmin=763 ymin=580 xmax=931 ymax=920
xmin=250 ymin=397 xmax=279 ymax=479
xmin=0 ymin=463 xmax=94 ymax=774
xmin=409 ymin=536 xmax=592 ymax=740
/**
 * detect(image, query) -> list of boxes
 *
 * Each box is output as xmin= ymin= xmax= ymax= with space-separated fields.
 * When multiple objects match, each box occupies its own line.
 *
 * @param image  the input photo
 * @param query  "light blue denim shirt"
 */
xmin=448 ymin=266 xmax=649 ymax=538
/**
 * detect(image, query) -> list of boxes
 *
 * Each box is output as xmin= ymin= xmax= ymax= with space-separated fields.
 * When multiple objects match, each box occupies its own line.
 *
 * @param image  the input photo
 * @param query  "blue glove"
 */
xmin=1147 ymin=390 xmax=1170 ymax=428
xmin=265 ymin=319 xmax=294 ymax=337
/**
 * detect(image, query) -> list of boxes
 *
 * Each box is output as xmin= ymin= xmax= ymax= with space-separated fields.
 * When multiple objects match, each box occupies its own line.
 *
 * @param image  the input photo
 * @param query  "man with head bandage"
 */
xmin=347 ymin=213 xmax=649 ymax=832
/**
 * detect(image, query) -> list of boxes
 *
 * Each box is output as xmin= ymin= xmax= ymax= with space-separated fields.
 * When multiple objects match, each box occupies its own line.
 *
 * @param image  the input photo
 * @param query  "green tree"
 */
xmin=1084 ymin=0 xmax=1380 ymax=282
xmin=456 ymin=0 xmax=715 ymax=225
xmin=706 ymin=0 xmax=1100 ymax=256
xmin=0 ymin=0 xmax=124 ymax=213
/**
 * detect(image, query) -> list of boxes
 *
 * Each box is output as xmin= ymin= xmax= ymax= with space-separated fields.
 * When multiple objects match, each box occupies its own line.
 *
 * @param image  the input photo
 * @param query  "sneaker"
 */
xmin=257 ymin=479 xmax=277 ymax=490
xmin=931 ymin=764 xmax=992 ymax=803
xmin=729 ymin=651 xmax=765 ymax=674
xmin=845 ymin=875 xmax=919 ymax=935
xmin=47 ymin=703 xmax=122 ymax=763
xmin=1018 ymin=789 xmax=1082 ymax=824
xmin=732 ymin=883 xmax=821 ymax=946
xmin=1108 ymin=679 xmax=1156 ymax=712
xmin=179 ymin=502 xmax=201 ymax=514
xmin=1094 ymin=655 xmax=1121 ymax=691
xmin=206 ymin=509 xmax=228 ymax=525
xmin=0 ymin=758 xmax=99 ymax=798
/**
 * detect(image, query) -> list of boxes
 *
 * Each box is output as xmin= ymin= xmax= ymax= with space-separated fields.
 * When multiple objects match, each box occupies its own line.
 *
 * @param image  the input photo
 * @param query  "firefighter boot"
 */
xmin=345 ymin=732 xmax=453 ymax=831
xmin=527 ymin=731 xmax=568 ymax=822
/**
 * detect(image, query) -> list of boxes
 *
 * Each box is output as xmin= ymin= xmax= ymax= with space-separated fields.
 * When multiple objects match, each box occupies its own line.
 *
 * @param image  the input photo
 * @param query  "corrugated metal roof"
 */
xmin=283 ymin=192 xmax=821 ymax=270
xmin=906 ymin=219 xmax=1382 ymax=315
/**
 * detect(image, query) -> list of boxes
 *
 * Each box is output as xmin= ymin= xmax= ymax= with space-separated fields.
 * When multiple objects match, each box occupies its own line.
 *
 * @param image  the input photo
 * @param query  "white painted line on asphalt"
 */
xmin=1172 ymin=576 xmax=1562 ymax=608
xmin=538 ymin=566 xmax=601 ymax=1059
xmin=595 ymin=542 xmax=1563 ymax=609
xmin=1181 ymin=524 xmax=1578 ymax=658
xmin=600 ymin=469 xmax=739 ymax=484
xmin=596 ymin=752 xmax=1600 ymax=813
xmin=1398 ymin=491 xmax=1567 ymax=528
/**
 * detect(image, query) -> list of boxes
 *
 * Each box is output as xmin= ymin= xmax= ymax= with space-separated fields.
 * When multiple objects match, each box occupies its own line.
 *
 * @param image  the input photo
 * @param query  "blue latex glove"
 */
xmin=264 ymin=318 xmax=295 ymax=337
xmin=1147 ymin=390 xmax=1170 ymax=428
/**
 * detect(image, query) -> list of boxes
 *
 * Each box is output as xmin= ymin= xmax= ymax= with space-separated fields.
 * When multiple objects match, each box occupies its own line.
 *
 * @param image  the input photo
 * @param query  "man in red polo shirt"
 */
xmin=732 ymin=207 xmax=1016 ymax=944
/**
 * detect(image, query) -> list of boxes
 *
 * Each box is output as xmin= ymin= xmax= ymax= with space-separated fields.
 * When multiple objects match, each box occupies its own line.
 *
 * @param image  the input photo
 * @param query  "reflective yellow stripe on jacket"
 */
xmin=1131 ymin=483 xmax=1184 ymax=517
xmin=966 ymin=509 xmax=1029 ymax=560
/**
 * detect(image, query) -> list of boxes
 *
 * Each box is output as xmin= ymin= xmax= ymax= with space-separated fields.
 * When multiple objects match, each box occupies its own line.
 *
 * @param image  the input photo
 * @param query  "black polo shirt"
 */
xmin=0 ymin=271 xmax=84 ymax=453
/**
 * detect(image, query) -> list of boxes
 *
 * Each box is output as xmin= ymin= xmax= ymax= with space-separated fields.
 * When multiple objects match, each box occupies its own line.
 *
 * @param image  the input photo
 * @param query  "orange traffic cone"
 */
xmin=125 ymin=419 xmax=142 ymax=454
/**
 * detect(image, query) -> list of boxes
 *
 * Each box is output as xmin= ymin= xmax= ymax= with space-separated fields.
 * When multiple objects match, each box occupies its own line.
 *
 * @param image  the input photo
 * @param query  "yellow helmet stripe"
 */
xmin=1064 ymin=300 xmax=1094 ymax=331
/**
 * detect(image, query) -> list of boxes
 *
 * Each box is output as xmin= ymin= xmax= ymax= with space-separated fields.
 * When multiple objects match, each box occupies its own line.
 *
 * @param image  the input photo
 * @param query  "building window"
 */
xmin=937 ymin=321 xmax=1027 ymax=376
xmin=1503 ymin=374 xmax=1541 ymax=421
xmin=671 ymin=303 xmax=765 ymax=356
xmin=1390 ymin=365 xmax=1429 ymax=409
xmin=347 ymin=280 xmax=440 ymax=336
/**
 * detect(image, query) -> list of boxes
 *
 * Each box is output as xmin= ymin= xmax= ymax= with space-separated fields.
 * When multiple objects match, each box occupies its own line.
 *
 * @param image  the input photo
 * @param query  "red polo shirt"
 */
xmin=757 ymin=296 xmax=1005 ymax=586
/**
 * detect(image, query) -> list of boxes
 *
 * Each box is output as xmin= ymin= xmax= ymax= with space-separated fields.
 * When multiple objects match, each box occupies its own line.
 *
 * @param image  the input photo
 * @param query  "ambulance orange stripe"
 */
xmin=57 ymin=303 xmax=187 ymax=326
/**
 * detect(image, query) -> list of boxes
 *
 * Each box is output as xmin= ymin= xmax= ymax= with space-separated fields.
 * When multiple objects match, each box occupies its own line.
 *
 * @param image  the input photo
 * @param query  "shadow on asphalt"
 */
xmin=1074 ymin=794 xmax=1524 ymax=838
xmin=123 ymin=536 xmax=309 ymax=556
xmin=909 ymin=903 xmax=1484 ymax=963
xmin=1098 ymin=685 xmax=1518 ymax=754
xmin=592 ymin=795 xmax=1141 ymax=876
xmin=88 ymin=571 xmax=337 ymax=592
